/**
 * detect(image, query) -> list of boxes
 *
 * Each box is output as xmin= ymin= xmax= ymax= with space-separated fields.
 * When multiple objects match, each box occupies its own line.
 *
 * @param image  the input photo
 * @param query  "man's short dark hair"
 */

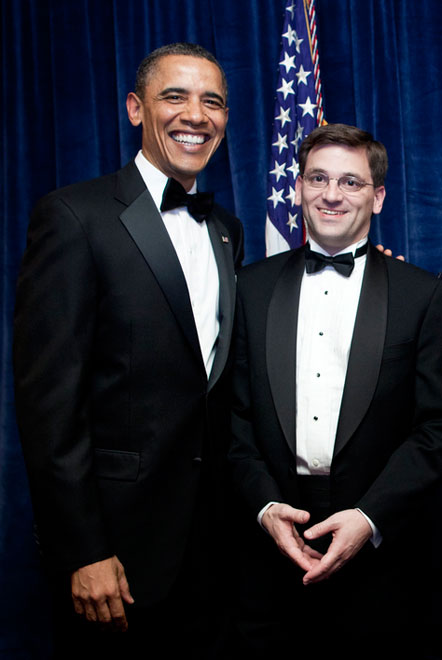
xmin=135 ymin=42 xmax=228 ymax=101
xmin=299 ymin=123 xmax=388 ymax=187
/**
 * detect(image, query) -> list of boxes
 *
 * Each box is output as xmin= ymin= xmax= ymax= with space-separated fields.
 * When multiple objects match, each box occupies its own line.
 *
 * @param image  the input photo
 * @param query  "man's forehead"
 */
xmin=150 ymin=55 xmax=223 ymax=84
xmin=305 ymin=144 xmax=370 ymax=172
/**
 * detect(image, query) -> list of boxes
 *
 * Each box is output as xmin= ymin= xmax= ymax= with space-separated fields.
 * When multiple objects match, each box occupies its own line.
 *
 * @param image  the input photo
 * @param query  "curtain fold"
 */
xmin=317 ymin=0 xmax=442 ymax=272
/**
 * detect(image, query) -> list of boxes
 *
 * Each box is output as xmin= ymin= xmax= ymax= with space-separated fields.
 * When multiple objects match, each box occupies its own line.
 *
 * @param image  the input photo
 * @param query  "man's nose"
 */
xmin=181 ymin=98 xmax=208 ymax=124
xmin=322 ymin=178 xmax=344 ymax=202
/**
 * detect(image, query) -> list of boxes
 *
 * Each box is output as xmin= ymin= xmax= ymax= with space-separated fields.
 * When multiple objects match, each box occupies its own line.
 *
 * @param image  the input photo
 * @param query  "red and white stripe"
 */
xmin=307 ymin=0 xmax=325 ymax=126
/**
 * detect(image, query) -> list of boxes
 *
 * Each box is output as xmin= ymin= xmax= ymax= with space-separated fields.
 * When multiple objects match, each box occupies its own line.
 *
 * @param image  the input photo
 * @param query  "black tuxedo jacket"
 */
xmin=230 ymin=242 xmax=442 ymax=547
xmin=13 ymin=160 xmax=243 ymax=605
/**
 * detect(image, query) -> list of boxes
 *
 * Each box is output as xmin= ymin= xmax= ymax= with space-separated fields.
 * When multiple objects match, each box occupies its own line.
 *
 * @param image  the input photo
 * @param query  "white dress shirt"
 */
xmin=134 ymin=151 xmax=219 ymax=378
xmin=296 ymin=236 xmax=367 ymax=474
xmin=259 ymin=236 xmax=381 ymax=546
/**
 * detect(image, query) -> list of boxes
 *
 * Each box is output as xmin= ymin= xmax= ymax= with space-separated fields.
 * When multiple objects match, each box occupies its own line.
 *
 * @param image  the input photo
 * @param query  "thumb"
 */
xmin=116 ymin=561 xmax=135 ymax=604
xmin=289 ymin=507 xmax=310 ymax=525
xmin=304 ymin=518 xmax=332 ymax=540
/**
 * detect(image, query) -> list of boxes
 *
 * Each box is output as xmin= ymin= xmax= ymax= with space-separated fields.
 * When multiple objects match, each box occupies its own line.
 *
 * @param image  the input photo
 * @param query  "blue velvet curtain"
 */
xmin=2 ymin=1 xmax=442 ymax=657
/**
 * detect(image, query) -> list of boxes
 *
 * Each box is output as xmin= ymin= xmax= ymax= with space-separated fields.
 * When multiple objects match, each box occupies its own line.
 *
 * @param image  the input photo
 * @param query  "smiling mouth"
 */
xmin=171 ymin=132 xmax=208 ymax=145
xmin=319 ymin=208 xmax=347 ymax=216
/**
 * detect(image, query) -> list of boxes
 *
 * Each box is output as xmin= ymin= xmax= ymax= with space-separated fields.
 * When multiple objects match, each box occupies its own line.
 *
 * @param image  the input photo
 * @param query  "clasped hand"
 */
xmin=261 ymin=503 xmax=372 ymax=585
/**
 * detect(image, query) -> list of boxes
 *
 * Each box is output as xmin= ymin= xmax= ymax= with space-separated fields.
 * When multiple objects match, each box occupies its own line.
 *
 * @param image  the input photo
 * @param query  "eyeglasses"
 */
xmin=301 ymin=172 xmax=375 ymax=193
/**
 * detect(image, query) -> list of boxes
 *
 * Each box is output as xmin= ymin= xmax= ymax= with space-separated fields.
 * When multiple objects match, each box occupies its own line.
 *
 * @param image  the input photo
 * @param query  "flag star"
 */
xmin=277 ymin=78 xmax=295 ymax=100
xmin=291 ymin=122 xmax=305 ymax=152
xmin=270 ymin=161 xmax=287 ymax=182
xmin=294 ymin=31 xmax=304 ymax=53
xmin=283 ymin=24 xmax=296 ymax=46
xmin=275 ymin=106 xmax=291 ymax=127
xmin=285 ymin=3 xmax=295 ymax=18
xmin=285 ymin=186 xmax=297 ymax=206
xmin=287 ymin=158 xmax=299 ymax=178
xmin=268 ymin=187 xmax=285 ymax=209
xmin=296 ymin=64 xmax=312 ymax=86
xmin=279 ymin=51 xmax=296 ymax=74
xmin=299 ymin=96 xmax=317 ymax=117
xmin=287 ymin=212 xmax=299 ymax=232
xmin=291 ymin=137 xmax=302 ymax=153
xmin=272 ymin=132 xmax=288 ymax=154
xmin=295 ymin=122 xmax=304 ymax=141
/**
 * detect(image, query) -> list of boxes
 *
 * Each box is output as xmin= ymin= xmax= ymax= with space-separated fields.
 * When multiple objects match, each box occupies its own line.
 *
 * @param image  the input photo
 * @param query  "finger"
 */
xmin=303 ymin=550 xmax=341 ymax=584
xmin=72 ymin=595 xmax=85 ymax=617
xmin=108 ymin=595 xmax=129 ymax=632
xmin=397 ymin=255 xmax=405 ymax=261
xmin=302 ymin=544 xmax=324 ymax=560
xmin=375 ymin=244 xmax=384 ymax=252
xmin=287 ymin=533 xmax=323 ymax=571
xmin=274 ymin=525 xmax=314 ymax=571
xmin=94 ymin=598 xmax=114 ymax=625
xmin=84 ymin=599 xmax=99 ymax=623
xmin=291 ymin=527 xmax=323 ymax=560
xmin=285 ymin=545 xmax=315 ymax=572
xmin=383 ymin=248 xmax=393 ymax=256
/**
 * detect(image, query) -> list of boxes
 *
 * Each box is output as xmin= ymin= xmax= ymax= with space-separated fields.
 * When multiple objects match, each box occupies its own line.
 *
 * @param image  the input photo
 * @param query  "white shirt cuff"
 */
xmin=356 ymin=508 xmax=383 ymax=548
xmin=257 ymin=501 xmax=279 ymax=530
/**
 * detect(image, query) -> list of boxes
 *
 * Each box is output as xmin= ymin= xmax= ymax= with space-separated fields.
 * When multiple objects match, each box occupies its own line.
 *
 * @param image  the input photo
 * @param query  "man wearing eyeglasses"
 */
xmin=228 ymin=123 xmax=442 ymax=659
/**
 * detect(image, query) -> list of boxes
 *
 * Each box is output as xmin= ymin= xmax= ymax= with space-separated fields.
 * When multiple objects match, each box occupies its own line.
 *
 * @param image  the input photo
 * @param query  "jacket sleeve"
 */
xmin=13 ymin=192 xmax=113 ymax=573
xmin=357 ymin=279 xmax=442 ymax=540
xmin=229 ymin=289 xmax=286 ymax=518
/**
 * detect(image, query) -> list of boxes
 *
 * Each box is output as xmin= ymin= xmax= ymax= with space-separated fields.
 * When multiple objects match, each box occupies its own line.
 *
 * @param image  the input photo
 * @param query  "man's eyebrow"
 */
xmin=204 ymin=91 xmax=226 ymax=105
xmin=158 ymin=87 xmax=226 ymax=105
xmin=306 ymin=167 xmax=363 ymax=178
xmin=158 ymin=86 xmax=187 ymax=96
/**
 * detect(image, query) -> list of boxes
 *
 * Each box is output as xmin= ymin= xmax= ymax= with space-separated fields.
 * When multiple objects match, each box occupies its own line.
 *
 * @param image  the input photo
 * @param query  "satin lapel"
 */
xmin=266 ymin=249 xmax=305 ymax=455
xmin=206 ymin=214 xmax=236 ymax=391
xmin=334 ymin=243 xmax=388 ymax=456
xmin=114 ymin=160 xmax=147 ymax=205
xmin=119 ymin=186 xmax=204 ymax=369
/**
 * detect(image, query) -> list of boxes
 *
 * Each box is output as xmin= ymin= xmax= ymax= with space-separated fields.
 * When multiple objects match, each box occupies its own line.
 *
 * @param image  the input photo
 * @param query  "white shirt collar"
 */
xmin=308 ymin=235 xmax=368 ymax=258
xmin=134 ymin=150 xmax=197 ymax=212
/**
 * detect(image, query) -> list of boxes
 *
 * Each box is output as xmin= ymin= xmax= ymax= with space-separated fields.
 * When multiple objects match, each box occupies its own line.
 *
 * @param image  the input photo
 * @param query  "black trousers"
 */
xmin=50 ymin=471 xmax=232 ymax=660
xmin=224 ymin=476 xmax=436 ymax=660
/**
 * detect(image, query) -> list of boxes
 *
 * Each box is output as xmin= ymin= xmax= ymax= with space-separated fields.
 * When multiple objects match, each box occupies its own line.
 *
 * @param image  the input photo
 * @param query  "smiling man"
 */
xmin=229 ymin=124 xmax=442 ymax=659
xmin=13 ymin=43 xmax=243 ymax=659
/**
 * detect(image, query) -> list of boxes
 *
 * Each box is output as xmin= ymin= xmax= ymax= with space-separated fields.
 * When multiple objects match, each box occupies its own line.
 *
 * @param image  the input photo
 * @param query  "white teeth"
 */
xmin=172 ymin=133 xmax=205 ymax=144
xmin=321 ymin=209 xmax=343 ymax=215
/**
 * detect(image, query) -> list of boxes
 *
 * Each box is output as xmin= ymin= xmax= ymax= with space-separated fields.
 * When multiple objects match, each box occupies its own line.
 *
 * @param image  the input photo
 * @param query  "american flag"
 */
xmin=265 ymin=0 xmax=326 ymax=256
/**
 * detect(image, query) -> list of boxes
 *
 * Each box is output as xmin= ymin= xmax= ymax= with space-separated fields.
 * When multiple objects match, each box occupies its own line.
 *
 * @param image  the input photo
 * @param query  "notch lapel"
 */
xmin=334 ymin=244 xmax=388 ymax=456
xmin=266 ymin=249 xmax=305 ymax=455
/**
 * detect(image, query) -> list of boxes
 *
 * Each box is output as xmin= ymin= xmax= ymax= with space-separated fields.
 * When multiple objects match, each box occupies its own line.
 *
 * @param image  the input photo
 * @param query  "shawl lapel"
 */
xmin=117 ymin=164 xmax=204 ymax=370
xmin=266 ymin=248 xmax=306 ymax=455
xmin=334 ymin=243 xmax=388 ymax=456
xmin=206 ymin=214 xmax=236 ymax=391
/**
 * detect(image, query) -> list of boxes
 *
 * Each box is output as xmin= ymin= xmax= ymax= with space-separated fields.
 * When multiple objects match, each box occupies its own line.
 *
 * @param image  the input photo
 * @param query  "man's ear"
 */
xmin=126 ymin=92 xmax=143 ymax=127
xmin=295 ymin=175 xmax=303 ymax=206
xmin=372 ymin=186 xmax=386 ymax=214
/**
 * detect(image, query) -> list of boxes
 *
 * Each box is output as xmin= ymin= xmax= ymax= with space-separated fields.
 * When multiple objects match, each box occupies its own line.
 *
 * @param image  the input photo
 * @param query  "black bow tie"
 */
xmin=160 ymin=177 xmax=214 ymax=222
xmin=305 ymin=242 xmax=368 ymax=277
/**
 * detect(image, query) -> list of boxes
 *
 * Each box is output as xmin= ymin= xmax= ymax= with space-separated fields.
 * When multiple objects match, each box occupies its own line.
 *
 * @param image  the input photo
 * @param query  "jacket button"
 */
xmin=192 ymin=457 xmax=202 ymax=464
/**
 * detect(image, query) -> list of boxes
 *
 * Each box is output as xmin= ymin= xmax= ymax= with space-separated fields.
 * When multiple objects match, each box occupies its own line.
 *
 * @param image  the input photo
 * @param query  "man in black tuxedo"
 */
xmin=13 ymin=43 xmax=242 ymax=657
xmin=229 ymin=124 xmax=442 ymax=659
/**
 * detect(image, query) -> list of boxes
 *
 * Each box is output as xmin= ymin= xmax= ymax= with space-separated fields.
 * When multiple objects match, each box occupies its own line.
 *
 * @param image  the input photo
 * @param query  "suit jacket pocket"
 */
xmin=94 ymin=448 xmax=140 ymax=481
xmin=381 ymin=339 xmax=415 ymax=362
